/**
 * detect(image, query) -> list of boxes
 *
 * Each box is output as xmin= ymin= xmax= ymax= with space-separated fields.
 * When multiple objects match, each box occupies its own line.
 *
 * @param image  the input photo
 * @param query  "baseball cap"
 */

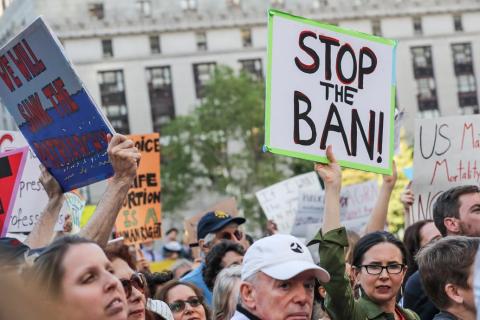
xmin=164 ymin=241 xmax=182 ymax=252
xmin=241 ymin=234 xmax=330 ymax=283
xmin=197 ymin=210 xmax=246 ymax=240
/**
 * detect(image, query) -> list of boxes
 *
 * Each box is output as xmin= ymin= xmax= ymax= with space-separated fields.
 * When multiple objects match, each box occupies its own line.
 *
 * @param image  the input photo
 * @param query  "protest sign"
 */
xmin=184 ymin=197 xmax=239 ymax=259
xmin=291 ymin=180 xmax=378 ymax=239
xmin=63 ymin=191 xmax=86 ymax=234
xmin=1 ymin=130 xmax=69 ymax=232
xmin=115 ymin=133 xmax=161 ymax=245
xmin=265 ymin=10 xmax=396 ymax=175
xmin=412 ymin=115 xmax=480 ymax=222
xmin=256 ymin=172 xmax=322 ymax=234
xmin=0 ymin=17 xmax=114 ymax=191
xmin=0 ymin=147 xmax=28 ymax=236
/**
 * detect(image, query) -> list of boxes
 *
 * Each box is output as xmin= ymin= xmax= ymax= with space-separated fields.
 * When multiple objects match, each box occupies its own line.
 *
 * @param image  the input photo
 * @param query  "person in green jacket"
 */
xmin=310 ymin=146 xmax=420 ymax=320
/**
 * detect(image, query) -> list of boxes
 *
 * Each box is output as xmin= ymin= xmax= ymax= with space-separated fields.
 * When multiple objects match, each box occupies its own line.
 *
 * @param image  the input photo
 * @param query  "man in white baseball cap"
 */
xmin=231 ymin=234 xmax=330 ymax=320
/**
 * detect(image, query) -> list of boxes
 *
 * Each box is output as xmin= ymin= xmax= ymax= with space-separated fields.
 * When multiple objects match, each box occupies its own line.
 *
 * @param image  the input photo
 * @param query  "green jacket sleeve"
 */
xmin=311 ymin=227 xmax=365 ymax=320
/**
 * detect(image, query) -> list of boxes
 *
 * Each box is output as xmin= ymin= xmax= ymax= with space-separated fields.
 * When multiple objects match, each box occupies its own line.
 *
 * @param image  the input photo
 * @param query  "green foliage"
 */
xmin=161 ymin=66 xmax=290 ymax=225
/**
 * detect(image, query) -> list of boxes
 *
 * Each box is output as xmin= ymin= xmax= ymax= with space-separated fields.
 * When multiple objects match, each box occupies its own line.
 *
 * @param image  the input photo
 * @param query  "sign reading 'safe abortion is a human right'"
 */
xmin=265 ymin=10 xmax=397 ymax=175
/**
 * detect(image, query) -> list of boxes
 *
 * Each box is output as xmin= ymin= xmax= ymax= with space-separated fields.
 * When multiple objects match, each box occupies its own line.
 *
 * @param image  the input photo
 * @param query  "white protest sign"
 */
xmin=412 ymin=115 xmax=480 ymax=223
xmin=265 ymin=10 xmax=396 ymax=175
xmin=0 ymin=130 xmax=67 ymax=232
xmin=256 ymin=172 xmax=322 ymax=234
xmin=64 ymin=191 xmax=86 ymax=234
xmin=291 ymin=180 xmax=379 ymax=238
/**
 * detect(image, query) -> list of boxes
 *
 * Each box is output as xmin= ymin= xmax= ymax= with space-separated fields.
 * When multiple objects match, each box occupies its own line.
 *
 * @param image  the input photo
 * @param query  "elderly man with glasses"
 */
xmin=181 ymin=210 xmax=246 ymax=307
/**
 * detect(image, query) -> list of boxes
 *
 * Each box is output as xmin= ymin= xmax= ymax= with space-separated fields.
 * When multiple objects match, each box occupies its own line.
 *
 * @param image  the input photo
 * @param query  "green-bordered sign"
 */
xmin=265 ymin=10 xmax=397 ymax=175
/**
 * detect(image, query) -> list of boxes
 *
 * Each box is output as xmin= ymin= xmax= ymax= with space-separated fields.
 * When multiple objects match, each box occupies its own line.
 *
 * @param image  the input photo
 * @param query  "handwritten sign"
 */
xmin=0 ymin=147 xmax=28 ymax=236
xmin=256 ymin=172 xmax=322 ymax=234
xmin=265 ymin=10 xmax=396 ymax=174
xmin=412 ymin=115 xmax=480 ymax=222
xmin=115 ymin=133 xmax=161 ymax=245
xmin=0 ymin=17 xmax=114 ymax=191
xmin=291 ymin=180 xmax=378 ymax=238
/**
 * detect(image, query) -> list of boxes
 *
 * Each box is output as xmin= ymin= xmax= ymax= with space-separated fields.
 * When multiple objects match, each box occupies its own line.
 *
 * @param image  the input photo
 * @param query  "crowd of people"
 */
xmin=1 ymin=135 xmax=480 ymax=320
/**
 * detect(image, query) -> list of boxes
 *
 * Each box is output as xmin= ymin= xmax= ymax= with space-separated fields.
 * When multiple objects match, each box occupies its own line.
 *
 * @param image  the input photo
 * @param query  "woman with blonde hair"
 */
xmin=212 ymin=265 xmax=241 ymax=320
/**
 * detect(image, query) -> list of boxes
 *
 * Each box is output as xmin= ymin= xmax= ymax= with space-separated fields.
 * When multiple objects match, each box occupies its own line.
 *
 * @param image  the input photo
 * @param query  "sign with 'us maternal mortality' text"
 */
xmin=265 ymin=10 xmax=397 ymax=174
xmin=0 ymin=17 xmax=114 ymax=191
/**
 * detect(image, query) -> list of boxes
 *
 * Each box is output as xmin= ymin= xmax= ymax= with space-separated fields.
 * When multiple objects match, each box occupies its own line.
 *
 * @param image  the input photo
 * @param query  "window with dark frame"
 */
xmin=137 ymin=0 xmax=151 ymax=17
xmin=452 ymin=43 xmax=478 ymax=112
xmin=454 ymin=14 xmax=463 ymax=32
xmin=150 ymin=35 xmax=161 ymax=54
xmin=241 ymin=28 xmax=252 ymax=48
xmin=146 ymin=66 xmax=175 ymax=132
xmin=196 ymin=32 xmax=207 ymax=51
xmin=181 ymin=0 xmax=197 ymax=11
xmin=193 ymin=62 xmax=216 ymax=98
xmin=102 ymin=39 xmax=113 ymax=58
xmin=239 ymin=58 xmax=263 ymax=81
xmin=98 ymin=70 xmax=130 ymax=134
xmin=411 ymin=46 xmax=439 ymax=113
xmin=413 ymin=16 xmax=422 ymax=35
xmin=88 ymin=3 xmax=104 ymax=19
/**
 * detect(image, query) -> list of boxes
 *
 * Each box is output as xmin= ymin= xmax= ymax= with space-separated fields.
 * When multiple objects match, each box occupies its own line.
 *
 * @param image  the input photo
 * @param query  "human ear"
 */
xmin=443 ymin=218 xmax=460 ymax=234
xmin=239 ymin=282 xmax=256 ymax=309
xmin=444 ymin=283 xmax=463 ymax=304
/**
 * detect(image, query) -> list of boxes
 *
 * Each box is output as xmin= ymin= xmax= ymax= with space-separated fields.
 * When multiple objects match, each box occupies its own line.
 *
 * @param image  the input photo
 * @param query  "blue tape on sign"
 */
xmin=262 ymin=145 xmax=268 ymax=153
xmin=403 ymin=167 xmax=413 ymax=181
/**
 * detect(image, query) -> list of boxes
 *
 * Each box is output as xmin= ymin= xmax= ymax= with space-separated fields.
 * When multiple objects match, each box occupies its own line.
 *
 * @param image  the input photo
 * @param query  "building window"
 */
xmin=98 ymin=70 xmax=129 ymax=134
xmin=371 ymin=19 xmax=382 ymax=36
xmin=454 ymin=14 xmax=463 ymax=32
xmin=137 ymin=0 xmax=151 ymax=17
xmin=181 ymin=0 xmax=197 ymax=11
xmin=411 ymin=46 xmax=439 ymax=112
xmin=196 ymin=31 xmax=207 ymax=51
xmin=102 ymin=39 xmax=113 ymax=58
xmin=241 ymin=28 xmax=252 ymax=48
xmin=413 ymin=17 xmax=422 ymax=35
xmin=452 ymin=43 xmax=478 ymax=112
xmin=149 ymin=35 xmax=161 ymax=54
xmin=239 ymin=58 xmax=263 ymax=81
xmin=146 ymin=66 xmax=175 ymax=132
xmin=88 ymin=3 xmax=104 ymax=19
xmin=193 ymin=62 xmax=216 ymax=98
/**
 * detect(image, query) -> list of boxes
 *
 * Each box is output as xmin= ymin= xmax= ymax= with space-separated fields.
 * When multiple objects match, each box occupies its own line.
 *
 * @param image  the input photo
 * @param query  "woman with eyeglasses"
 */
xmin=27 ymin=236 xmax=128 ymax=320
xmin=156 ymin=280 xmax=210 ymax=320
xmin=312 ymin=146 xmax=420 ymax=320
xmin=105 ymin=246 xmax=156 ymax=320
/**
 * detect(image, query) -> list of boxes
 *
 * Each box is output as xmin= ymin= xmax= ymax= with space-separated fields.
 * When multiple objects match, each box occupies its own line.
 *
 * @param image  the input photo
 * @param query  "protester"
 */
xmin=233 ymin=233 xmax=330 ymax=320
xmin=403 ymin=219 xmax=441 ymax=282
xmin=171 ymin=259 xmax=193 ymax=279
xmin=181 ymin=210 xmax=246 ymax=306
xmin=156 ymin=281 xmax=210 ymax=320
xmin=141 ymin=240 xmax=163 ymax=262
xmin=150 ymin=241 xmax=183 ymax=272
xmin=212 ymin=265 xmax=241 ymax=320
xmin=404 ymin=185 xmax=480 ymax=319
xmin=417 ymin=236 xmax=479 ymax=320
xmin=105 ymin=245 xmax=156 ymax=320
xmin=203 ymin=241 xmax=244 ymax=290
xmin=28 ymin=236 xmax=128 ymax=320
xmin=313 ymin=146 xmax=419 ymax=320
xmin=143 ymin=271 xmax=174 ymax=298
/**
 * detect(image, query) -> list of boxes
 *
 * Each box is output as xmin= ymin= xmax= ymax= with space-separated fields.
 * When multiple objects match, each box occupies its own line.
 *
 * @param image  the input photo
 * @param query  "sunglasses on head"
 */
xmin=169 ymin=296 xmax=202 ymax=313
xmin=120 ymin=272 xmax=145 ymax=298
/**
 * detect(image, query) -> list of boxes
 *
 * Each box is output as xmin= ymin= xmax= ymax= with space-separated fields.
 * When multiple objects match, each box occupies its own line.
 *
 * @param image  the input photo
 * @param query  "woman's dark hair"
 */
xmin=104 ymin=244 xmax=136 ymax=270
xmin=403 ymin=219 xmax=433 ymax=281
xmin=27 ymin=236 xmax=95 ymax=297
xmin=155 ymin=280 xmax=210 ymax=319
xmin=202 ymin=241 xmax=244 ymax=290
xmin=143 ymin=271 xmax=174 ymax=298
xmin=352 ymin=231 xmax=407 ymax=268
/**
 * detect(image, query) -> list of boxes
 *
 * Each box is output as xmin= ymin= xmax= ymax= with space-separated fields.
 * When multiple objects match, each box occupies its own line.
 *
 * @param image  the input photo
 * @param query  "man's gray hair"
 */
xmin=212 ymin=265 xmax=242 ymax=320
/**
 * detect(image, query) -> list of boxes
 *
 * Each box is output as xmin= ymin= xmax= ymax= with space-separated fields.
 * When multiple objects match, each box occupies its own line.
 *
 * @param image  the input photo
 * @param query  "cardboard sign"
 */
xmin=0 ymin=17 xmax=114 ymax=191
xmin=412 ymin=115 xmax=480 ymax=222
xmin=265 ymin=10 xmax=396 ymax=174
xmin=115 ymin=133 xmax=161 ymax=245
xmin=291 ymin=180 xmax=378 ymax=239
xmin=256 ymin=172 xmax=322 ymax=234
xmin=184 ymin=197 xmax=239 ymax=259
xmin=0 ymin=147 xmax=28 ymax=236
xmin=1 ymin=130 xmax=69 ymax=232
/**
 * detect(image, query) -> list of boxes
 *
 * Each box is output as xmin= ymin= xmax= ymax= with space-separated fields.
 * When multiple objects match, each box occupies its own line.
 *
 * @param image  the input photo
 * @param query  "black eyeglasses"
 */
xmin=120 ymin=273 xmax=145 ymax=298
xmin=169 ymin=297 xmax=202 ymax=313
xmin=359 ymin=264 xmax=405 ymax=275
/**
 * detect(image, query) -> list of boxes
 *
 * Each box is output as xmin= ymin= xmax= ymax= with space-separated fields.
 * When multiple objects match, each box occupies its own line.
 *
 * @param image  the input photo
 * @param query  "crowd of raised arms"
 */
xmin=1 ymin=135 xmax=479 ymax=320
